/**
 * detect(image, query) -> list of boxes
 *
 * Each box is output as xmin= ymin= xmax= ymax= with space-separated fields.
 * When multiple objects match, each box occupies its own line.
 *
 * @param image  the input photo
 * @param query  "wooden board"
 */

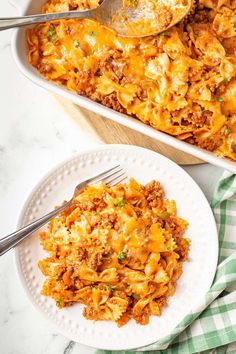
xmin=56 ymin=96 xmax=204 ymax=165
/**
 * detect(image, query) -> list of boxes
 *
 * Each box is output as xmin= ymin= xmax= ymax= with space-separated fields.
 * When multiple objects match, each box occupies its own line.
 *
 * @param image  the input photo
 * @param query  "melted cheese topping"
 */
xmin=38 ymin=179 xmax=189 ymax=326
xmin=27 ymin=0 xmax=236 ymax=162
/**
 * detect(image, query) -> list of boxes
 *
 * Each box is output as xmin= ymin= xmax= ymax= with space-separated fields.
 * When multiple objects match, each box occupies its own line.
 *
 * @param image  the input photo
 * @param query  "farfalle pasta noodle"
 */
xmin=27 ymin=0 xmax=236 ymax=162
xmin=39 ymin=179 xmax=190 ymax=326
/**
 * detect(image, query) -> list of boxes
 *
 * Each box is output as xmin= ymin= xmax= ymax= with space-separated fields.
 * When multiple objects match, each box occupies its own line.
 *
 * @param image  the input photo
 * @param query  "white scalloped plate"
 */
xmin=15 ymin=145 xmax=218 ymax=351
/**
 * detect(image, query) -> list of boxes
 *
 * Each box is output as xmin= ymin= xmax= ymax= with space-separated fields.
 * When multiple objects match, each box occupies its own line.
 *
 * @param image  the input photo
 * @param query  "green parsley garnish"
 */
xmin=132 ymin=293 xmax=140 ymax=300
xmin=114 ymin=198 xmax=125 ymax=207
xmin=184 ymin=238 xmax=190 ymax=246
xmin=107 ymin=284 xmax=115 ymax=292
xmin=116 ymin=287 xmax=126 ymax=291
xmin=224 ymin=128 xmax=231 ymax=135
xmin=117 ymin=251 xmax=126 ymax=260
xmin=216 ymin=97 xmax=224 ymax=102
xmin=56 ymin=299 xmax=62 ymax=307
xmin=223 ymin=77 xmax=230 ymax=85
xmin=231 ymin=140 xmax=236 ymax=152
xmin=47 ymin=25 xmax=57 ymax=41
xmin=166 ymin=238 xmax=175 ymax=251
xmin=89 ymin=31 xmax=97 ymax=36
xmin=160 ymin=31 xmax=169 ymax=37
xmin=72 ymin=39 xmax=80 ymax=48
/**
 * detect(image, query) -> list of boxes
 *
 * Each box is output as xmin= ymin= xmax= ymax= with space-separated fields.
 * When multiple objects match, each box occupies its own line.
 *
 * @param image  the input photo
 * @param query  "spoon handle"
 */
xmin=0 ymin=10 xmax=94 ymax=31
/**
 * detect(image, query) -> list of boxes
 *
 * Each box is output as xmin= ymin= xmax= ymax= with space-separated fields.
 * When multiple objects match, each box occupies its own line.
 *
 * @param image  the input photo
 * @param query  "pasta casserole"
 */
xmin=27 ymin=0 xmax=236 ymax=162
xmin=39 ymin=179 xmax=190 ymax=326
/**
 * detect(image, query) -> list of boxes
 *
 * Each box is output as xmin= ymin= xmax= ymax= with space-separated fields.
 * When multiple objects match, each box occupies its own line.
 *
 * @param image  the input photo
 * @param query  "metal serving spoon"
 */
xmin=0 ymin=0 xmax=192 ymax=37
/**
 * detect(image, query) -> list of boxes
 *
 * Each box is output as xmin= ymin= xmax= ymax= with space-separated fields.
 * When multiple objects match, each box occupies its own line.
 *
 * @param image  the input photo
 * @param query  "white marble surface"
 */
xmin=0 ymin=1 xmax=224 ymax=353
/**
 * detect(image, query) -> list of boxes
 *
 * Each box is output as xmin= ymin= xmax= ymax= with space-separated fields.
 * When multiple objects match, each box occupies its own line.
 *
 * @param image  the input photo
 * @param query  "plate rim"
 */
xmin=14 ymin=144 xmax=219 ymax=350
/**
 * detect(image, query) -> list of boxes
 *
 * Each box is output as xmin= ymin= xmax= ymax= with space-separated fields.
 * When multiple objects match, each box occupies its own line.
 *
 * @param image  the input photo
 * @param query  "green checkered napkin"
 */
xmin=97 ymin=172 xmax=236 ymax=354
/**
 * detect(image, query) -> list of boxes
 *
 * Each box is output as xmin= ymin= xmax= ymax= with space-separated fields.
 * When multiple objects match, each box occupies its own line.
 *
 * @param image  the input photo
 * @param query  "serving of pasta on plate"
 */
xmin=38 ymin=178 xmax=190 ymax=326
xmin=27 ymin=0 xmax=236 ymax=163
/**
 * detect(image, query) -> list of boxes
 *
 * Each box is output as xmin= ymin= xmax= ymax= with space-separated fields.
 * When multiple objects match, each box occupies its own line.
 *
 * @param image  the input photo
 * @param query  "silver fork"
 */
xmin=0 ymin=165 xmax=126 ymax=256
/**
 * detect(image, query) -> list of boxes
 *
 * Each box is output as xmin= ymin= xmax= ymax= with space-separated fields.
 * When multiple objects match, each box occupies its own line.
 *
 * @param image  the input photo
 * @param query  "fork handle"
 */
xmin=0 ymin=10 xmax=94 ymax=31
xmin=0 ymin=201 xmax=71 ymax=256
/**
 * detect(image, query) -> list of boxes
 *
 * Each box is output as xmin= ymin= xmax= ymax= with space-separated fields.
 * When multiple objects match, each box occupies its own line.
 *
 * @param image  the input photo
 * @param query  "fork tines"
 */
xmin=89 ymin=165 xmax=127 ymax=186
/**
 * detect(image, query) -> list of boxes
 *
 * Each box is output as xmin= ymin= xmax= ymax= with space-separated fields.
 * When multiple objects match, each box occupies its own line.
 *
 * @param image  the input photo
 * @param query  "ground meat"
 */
xmin=144 ymin=180 xmax=164 ymax=207
xmin=165 ymin=216 xmax=185 ymax=238
xmin=222 ymin=37 xmax=236 ymax=55
xmin=78 ymin=196 xmax=107 ymax=212
xmin=98 ymin=213 xmax=117 ymax=229
xmin=193 ymin=112 xmax=207 ymax=126
xmin=208 ymin=83 xmax=219 ymax=93
xmin=120 ymin=75 xmax=133 ymax=85
xmin=77 ymin=247 xmax=87 ymax=262
xmin=64 ymin=24 xmax=76 ymax=35
xmin=202 ymin=110 xmax=212 ymax=125
xmin=75 ymin=69 xmax=98 ymax=97
xmin=79 ymin=200 xmax=96 ymax=211
xmin=198 ymin=136 xmax=222 ymax=152
xmin=87 ymin=250 xmax=104 ymax=270
xmin=78 ymin=85 xmax=95 ymax=97
xmin=175 ymin=242 xmax=189 ymax=261
xmin=92 ymin=197 xmax=107 ymax=210
xmin=137 ymin=86 xmax=147 ymax=100
xmin=101 ymin=93 xmax=127 ymax=114
xmin=38 ymin=62 xmax=53 ymax=74
xmin=74 ymin=278 xmax=84 ymax=289
xmin=178 ymin=105 xmax=212 ymax=128
xmin=133 ymin=306 xmax=150 ymax=325
xmin=134 ymin=207 xmax=143 ymax=217
xmin=68 ymin=0 xmax=81 ymax=10
xmin=96 ymin=49 xmax=125 ymax=80
xmin=155 ymin=296 xmax=167 ymax=309
xmin=145 ymin=180 xmax=163 ymax=197
xmin=98 ymin=58 xmax=115 ymax=76
xmin=83 ymin=306 xmax=99 ymax=319
xmin=187 ymin=0 xmax=212 ymax=24
xmin=188 ymin=9 xmax=212 ymax=24
xmin=189 ymin=110 xmax=212 ymax=127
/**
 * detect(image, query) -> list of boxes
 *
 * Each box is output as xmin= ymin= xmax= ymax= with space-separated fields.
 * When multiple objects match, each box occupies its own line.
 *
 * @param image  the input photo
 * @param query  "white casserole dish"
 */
xmin=11 ymin=0 xmax=236 ymax=173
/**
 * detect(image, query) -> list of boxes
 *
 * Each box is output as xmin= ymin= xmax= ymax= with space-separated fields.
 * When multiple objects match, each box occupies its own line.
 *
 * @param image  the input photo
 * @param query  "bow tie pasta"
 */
xmin=38 ymin=179 xmax=190 ymax=326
